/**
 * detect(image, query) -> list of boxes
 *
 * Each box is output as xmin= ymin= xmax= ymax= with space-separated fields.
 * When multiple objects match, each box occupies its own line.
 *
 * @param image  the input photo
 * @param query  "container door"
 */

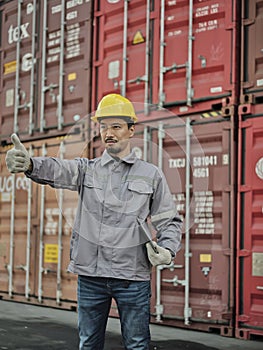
xmin=0 ymin=0 xmax=93 ymax=144
xmin=0 ymin=135 xmax=87 ymax=309
xmin=241 ymin=0 xmax=263 ymax=103
xmin=92 ymin=0 xmax=158 ymax=111
xmin=236 ymin=115 xmax=263 ymax=339
xmin=143 ymin=117 xmax=235 ymax=335
xmin=158 ymin=0 xmax=238 ymax=114
xmin=37 ymin=0 xmax=92 ymax=137
xmin=0 ymin=142 xmax=38 ymax=301
xmin=92 ymin=0 xmax=239 ymax=119
xmin=35 ymin=139 xmax=67 ymax=307
xmin=33 ymin=135 xmax=87 ymax=308
xmin=0 ymin=0 xmax=39 ymax=142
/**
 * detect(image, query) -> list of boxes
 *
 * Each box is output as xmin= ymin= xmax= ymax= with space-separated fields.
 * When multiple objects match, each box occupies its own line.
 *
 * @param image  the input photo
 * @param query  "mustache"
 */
xmin=105 ymin=137 xmax=117 ymax=142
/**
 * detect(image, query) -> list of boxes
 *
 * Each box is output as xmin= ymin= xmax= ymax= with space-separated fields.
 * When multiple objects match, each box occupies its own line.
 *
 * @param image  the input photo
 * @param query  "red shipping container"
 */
xmin=105 ymin=114 xmax=236 ymax=334
xmin=236 ymin=113 xmax=263 ymax=339
xmin=0 ymin=135 xmax=88 ymax=309
xmin=1 ymin=111 xmax=237 ymax=337
xmin=0 ymin=0 xmax=93 ymax=143
xmin=240 ymin=0 xmax=263 ymax=104
xmin=92 ymin=0 xmax=240 ymax=119
xmin=151 ymin=116 xmax=236 ymax=334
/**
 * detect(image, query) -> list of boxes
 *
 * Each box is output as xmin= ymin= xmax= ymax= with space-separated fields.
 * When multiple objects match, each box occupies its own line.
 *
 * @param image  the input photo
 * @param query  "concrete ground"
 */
xmin=0 ymin=300 xmax=262 ymax=350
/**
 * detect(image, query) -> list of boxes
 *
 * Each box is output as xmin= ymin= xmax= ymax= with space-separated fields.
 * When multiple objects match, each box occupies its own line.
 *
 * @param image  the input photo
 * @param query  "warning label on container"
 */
xmin=4 ymin=61 xmax=17 ymax=75
xmin=44 ymin=244 xmax=59 ymax=263
xmin=132 ymin=31 xmax=145 ymax=45
xmin=200 ymin=254 xmax=212 ymax=263
xmin=68 ymin=72 xmax=77 ymax=81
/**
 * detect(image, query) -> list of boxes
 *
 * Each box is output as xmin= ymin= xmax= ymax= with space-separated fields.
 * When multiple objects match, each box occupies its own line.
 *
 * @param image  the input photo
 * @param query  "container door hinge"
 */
xmin=239 ymin=249 xmax=251 ymax=257
xmin=243 ymin=19 xmax=255 ymax=27
xmin=222 ymin=248 xmax=232 ymax=256
xmin=240 ymin=119 xmax=252 ymax=129
xmin=238 ymin=314 xmax=250 ymax=322
xmin=239 ymin=185 xmax=251 ymax=193
xmin=223 ymin=185 xmax=233 ymax=192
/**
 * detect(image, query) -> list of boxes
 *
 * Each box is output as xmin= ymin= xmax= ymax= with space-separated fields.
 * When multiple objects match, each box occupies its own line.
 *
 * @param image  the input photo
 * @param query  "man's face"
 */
xmin=99 ymin=118 xmax=135 ymax=157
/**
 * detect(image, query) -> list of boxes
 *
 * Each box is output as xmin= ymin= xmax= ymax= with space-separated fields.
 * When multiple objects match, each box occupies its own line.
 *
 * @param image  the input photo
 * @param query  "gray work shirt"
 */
xmin=27 ymin=150 xmax=182 ymax=280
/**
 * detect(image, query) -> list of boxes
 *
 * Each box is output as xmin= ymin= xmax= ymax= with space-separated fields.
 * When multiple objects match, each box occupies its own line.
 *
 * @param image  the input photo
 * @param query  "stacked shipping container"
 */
xmin=0 ymin=0 xmax=262 ymax=340
xmin=92 ymin=0 xmax=239 ymax=336
xmin=0 ymin=0 xmax=92 ymax=142
xmin=92 ymin=0 xmax=240 ymax=118
xmin=235 ymin=0 xmax=263 ymax=340
xmin=0 ymin=136 xmax=87 ymax=309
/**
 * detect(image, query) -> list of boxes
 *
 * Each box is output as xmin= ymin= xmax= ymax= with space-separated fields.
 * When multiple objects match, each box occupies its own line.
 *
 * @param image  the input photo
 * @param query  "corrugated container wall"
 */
xmin=0 ymin=132 xmax=88 ymax=308
xmin=0 ymin=107 xmax=237 ymax=334
xmin=91 ymin=7 xmax=240 ymax=327
xmin=92 ymin=0 xmax=240 ymax=120
xmin=236 ymin=114 xmax=263 ymax=339
xmin=139 ymin=115 xmax=235 ymax=334
xmin=2 ymin=0 xmax=263 ymax=341
xmin=236 ymin=0 xmax=263 ymax=339
xmin=0 ymin=0 xmax=93 ymax=143
xmin=240 ymin=0 xmax=263 ymax=105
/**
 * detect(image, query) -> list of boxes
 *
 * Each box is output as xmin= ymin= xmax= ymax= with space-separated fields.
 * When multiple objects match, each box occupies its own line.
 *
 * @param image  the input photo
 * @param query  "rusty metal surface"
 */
xmin=236 ymin=114 xmax=263 ymax=339
xmin=0 ymin=0 xmax=92 ymax=142
xmin=0 ymin=115 xmax=239 ymax=334
xmin=0 ymin=135 xmax=87 ymax=309
xmin=92 ymin=0 xmax=240 ymax=118
xmin=141 ymin=117 xmax=236 ymax=333
xmin=0 ymin=116 xmax=237 ymax=332
xmin=241 ymin=0 xmax=263 ymax=103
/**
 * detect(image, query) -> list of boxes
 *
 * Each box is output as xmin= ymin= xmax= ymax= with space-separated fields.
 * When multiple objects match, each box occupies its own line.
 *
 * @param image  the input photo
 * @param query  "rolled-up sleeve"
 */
xmin=150 ymin=169 xmax=183 ymax=256
xmin=26 ymin=157 xmax=81 ymax=191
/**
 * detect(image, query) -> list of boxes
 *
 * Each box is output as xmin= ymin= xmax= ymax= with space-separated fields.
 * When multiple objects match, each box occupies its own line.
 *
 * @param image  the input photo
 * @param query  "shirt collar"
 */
xmin=101 ymin=149 xmax=137 ymax=166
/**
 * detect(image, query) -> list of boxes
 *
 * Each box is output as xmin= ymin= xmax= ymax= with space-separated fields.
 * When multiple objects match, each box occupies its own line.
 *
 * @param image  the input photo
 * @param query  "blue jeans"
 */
xmin=77 ymin=276 xmax=151 ymax=350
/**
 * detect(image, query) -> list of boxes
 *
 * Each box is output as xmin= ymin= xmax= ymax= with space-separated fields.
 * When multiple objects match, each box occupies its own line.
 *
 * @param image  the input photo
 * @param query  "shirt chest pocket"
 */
xmin=82 ymin=175 xmax=104 ymax=209
xmin=123 ymin=181 xmax=154 ymax=216
xmin=128 ymin=181 xmax=153 ymax=194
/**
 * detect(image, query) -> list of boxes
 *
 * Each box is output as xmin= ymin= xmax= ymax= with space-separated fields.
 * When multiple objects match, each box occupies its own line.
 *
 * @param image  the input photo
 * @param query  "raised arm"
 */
xmin=6 ymin=133 xmax=81 ymax=191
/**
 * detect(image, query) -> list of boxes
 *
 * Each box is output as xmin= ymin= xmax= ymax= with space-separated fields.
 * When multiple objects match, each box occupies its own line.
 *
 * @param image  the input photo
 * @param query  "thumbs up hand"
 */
xmin=5 ymin=134 xmax=31 ymax=173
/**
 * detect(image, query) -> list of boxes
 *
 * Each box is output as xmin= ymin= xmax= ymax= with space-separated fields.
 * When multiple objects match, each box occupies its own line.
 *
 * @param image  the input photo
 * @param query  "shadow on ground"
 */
xmin=106 ymin=332 xmax=219 ymax=350
xmin=0 ymin=319 xmax=219 ymax=350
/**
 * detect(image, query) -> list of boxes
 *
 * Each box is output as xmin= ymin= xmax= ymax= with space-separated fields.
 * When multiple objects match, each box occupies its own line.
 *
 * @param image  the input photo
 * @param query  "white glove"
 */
xmin=5 ymin=134 xmax=31 ymax=173
xmin=146 ymin=241 xmax=172 ymax=266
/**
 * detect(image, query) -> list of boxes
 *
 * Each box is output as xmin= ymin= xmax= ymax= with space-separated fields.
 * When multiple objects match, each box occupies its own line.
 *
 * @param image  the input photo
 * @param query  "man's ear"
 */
xmin=129 ymin=125 xmax=135 ymax=138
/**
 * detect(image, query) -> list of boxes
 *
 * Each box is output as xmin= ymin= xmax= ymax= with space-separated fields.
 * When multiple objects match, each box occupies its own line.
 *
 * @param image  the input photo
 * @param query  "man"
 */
xmin=6 ymin=93 xmax=182 ymax=350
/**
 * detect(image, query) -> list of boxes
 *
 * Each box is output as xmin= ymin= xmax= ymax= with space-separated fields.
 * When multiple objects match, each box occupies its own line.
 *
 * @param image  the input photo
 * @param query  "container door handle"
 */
xmin=162 ymin=276 xmax=186 ymax=286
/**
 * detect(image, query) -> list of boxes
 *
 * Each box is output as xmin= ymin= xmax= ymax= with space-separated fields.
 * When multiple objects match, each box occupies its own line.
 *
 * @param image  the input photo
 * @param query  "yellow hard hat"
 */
xmin=91 ymin=94 xmax=138 ymax=123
